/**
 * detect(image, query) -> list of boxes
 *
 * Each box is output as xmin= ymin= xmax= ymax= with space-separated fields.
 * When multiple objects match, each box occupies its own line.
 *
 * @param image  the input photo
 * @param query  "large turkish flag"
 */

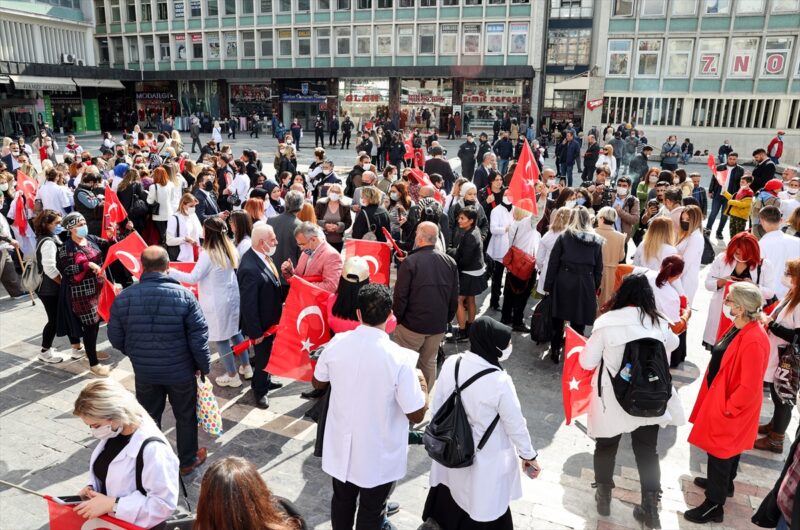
xmin=101 ymin=232 xmax=147 ymax=279
xmin=345 ymin=238 xmax=392 ymax=285
xmin=562 ymin=326 xmax=594 ymax=425
xmin=506 ymin=139 xmax=539 ymax=215
xmin=102 ymin=188 xmax=128 ymax=240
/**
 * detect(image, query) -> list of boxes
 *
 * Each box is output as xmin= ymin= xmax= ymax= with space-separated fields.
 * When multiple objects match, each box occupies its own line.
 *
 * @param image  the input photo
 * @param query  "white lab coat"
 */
xmin=169 ymin=250 xmax=240 ymax=341
xmin=702 ymin=253 xmax=775 ymax=345
xmin=779 ymin=198 xmax=800 ymax=225
xmin=165 ymin=212 xmax=202 ymax=262
xmin=759 ymin=230 xmax=800 ymax=298
xmin=765 ymin=300 xmax=800 ymax=383
xmin=236 ymin=237 xmax=252 ymax=259
xmin=86 ymin=420 xmax=179 ymax=529
xmin=37 ymin=180 xmax=72 ymax=215
xmin=535 ymin=229 xmax=560 ymax=295
xmin=487 ymin=205 xmax=513 ymax=261
xmin=676 ymin=229 xmax=704 ymax=304
xmin=211 ymin=127 xmax=222 ymax=144
xmin=146 ymin=181 xmax=178 ymax=222
xmin=633 ymin=242 xmax=678 ymax=272
xmin=642 ymin=268 xmax=681 ymax=323
xmin=595 ymin=153 xmax=617 ymax=176
xmin=226 ymin=173 xmax=250 ymax=209
xmin=507 ymin=216 xmax=541 ymax=257
xmin=579 ymin=306 xmax=684 ymax=439
xmin=429 ymin=352 xmax=536 ymax=522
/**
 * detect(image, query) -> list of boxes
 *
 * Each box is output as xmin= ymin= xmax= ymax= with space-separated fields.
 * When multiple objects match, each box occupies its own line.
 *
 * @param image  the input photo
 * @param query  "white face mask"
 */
xmin=90 ymin=423 xmax=122 ymax=440
xmin=782 ymin=274 xmax=793 ymax=289
xmin=362 ymin=163 xmax=371 ymax=171
xmin=186 ymin=206 xmax=196 ymax=215
xmin=323 ymin=169 xmax=332 ymax=176
xmin=789 ymin=188 xmax=798 ymax=195
xmin=722 ymin=304 xmax=736 ymax=321
xmin=565 ymin=200 xmax=576 ymax=208
xmin=617 ymin=187 xmax=629 ymax=196
xmin=328 ymin=192 xmax=340 ymax=201
xmin=649 ymin=175 xmax=658 ymax=183
xmin=499 ymin=343 xmax=512 ymax=362
xmin=502 ymin=195 xmax=512 ymax=205
xmin=547 ymin=179 xmax=556 ymax=187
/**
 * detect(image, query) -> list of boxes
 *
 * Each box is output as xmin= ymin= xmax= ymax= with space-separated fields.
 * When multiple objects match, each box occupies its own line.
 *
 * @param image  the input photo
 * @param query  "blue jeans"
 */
xmin=215 ymin=332 xmax=248 ymax=374
xmin=560 ymin=162 xmax=575 ymax=186
xmin=777 ymin=514 xmax=789 ymax=530
xmin=498 ymin=158 xmax=510 ymax=176
xmin=706 ymin=193 xmax=729 ymax=234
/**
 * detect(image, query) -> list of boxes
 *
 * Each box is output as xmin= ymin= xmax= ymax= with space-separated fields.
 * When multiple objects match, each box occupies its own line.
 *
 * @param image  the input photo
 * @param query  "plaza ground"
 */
xmin=0 ymin=137 xmax=794 ymax=529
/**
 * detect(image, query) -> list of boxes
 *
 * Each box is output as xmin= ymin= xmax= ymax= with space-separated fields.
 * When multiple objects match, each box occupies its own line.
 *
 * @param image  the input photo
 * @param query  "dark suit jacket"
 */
xmin=424 ymin=158 xmax=455 ymax=186
xmin=192 ymin=189 xmax=220 ymax=225
xmin=267 ymin=212 xmax=301 ymax=285
xmin=752 ymin=159 xmax=777 ymax=192
xmin=237 ymin=249 xmax=283 ymax=339
xmin=472 ymin=165 xmax=496 ymax=190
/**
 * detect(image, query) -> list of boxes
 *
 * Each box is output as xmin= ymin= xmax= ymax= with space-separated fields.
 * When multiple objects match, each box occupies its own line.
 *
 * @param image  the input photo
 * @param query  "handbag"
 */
xmin=701 ymin=233 xmax=715 ymax=265
xmin=773 ymin=333 xmax=800 ymax=405
xmin=166 ymin=215 xmax=182 ymax=261
xmin=226 ymin=190 xmax=241 ymax=208
xmin=361 ymin=209 xmax=378 ymax=241
xmin=128 ymin=183 xmax=149 ymax=220
xmin=149 ymin=183 xmax=161 ymax=216
xmin=502 ymin=226 xmax=535 ymax=281
xmin=530 ymin=295 xmax=554 ymax=344
xmin=196 ymin=374 xmax=223 ymax=437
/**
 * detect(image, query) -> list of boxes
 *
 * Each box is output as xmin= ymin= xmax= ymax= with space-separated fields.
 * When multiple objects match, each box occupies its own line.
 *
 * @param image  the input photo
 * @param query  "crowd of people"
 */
xmin=0 ymin=119 xmax=799 ymax=530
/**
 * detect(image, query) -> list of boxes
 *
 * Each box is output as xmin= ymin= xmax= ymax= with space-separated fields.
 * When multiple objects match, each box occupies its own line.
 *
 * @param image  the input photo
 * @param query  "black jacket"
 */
xmin=267 ymin=212 xmax=301 ymax=286
xmin=449 ymin=226 xmax=484 ymax=273
xmin=357 ymin=138 xmax=373 ymax=156
xmin=341 ymin=119 xmax=353 ymax=133
xmin=708 ymin=164 xmax=744 ymax=196
xmin=544 ymin=231 xmax=603 ymax=326
xmin=237 ymin=248 xmax=283 ymax=339
xmin=352 ymin=204 xmax=391 ymax=242
xmin=493 ymin=138 xmax=514 ymax=160
xmin=752 ymin=159 xmax=777 ymax=192
xmin=193 ymin=188 xmax=220 ymax=225
xmin=329 ymin=118 xmax=340 ymax=132
xmin=476 ymin=141 xmax=492 ymax=166
xmin=472 ymin=165 xmax=497 ymax=191
xmin=424 ymin=158 xmax=455 ymax=186
xmin=393 ymin=245 xmax=458 ymax=335
xmin=752 ymin=424 xmax=800 ymax=530
xmin=458 ymin=141 xmax=478 ymax=171
xmin=583 ymin=142 xmax=600 ymax=168
xmin=387 ymin=141 xmax=406 ymax=163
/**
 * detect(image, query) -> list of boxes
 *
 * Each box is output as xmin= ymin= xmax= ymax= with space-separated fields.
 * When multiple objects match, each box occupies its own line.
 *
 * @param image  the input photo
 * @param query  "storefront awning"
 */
xmin=72 ymin=78 xmax=126 ymax=89
xmin=0 ymin=75 xmax=10 ymax=85
xmin=552 ymin=75 xmax=590 ymax=91
xmin=10 ymin=75 xmax=77 ymax=92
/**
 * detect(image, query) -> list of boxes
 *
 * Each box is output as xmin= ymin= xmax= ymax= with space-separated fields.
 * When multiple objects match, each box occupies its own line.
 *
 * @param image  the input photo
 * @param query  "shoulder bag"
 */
xmin=166 ymin=215 xmax=182 ymax=261
xmin=128 ymin=182 xmax=149 ymax=220
xmin=502 ymin=222 xmax=535 ymax=281
xmin=149 ymin=183 xmax=161 ymax=216
xmin=361 ymin=209 xmax=378 ymax=241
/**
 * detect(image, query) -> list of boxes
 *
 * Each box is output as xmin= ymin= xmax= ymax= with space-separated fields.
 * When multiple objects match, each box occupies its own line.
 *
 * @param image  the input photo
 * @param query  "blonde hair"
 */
xmin=361 ymin=186 xmax=382 ymax=206
xmin=327 ymin=183 xmax=343 ymax=196
xmin=73 ymin=379 xmax=149 ymax=427
xmin=171 ymin=130 xmax=182 ymax=143
xmin=603 ymin=144 xmax=614 ymax=157
xmin=727 ymin=281 xmax=764 ymax=321
xmin=550 ymin=207 xmax=572 ymax=233
xmin=597 ymin=206 xmax=617 ymax=224
xmin=564 ymin=206 xmax=594 ymax=235
xmin=642 ymin=217 xmax=675 ymax=262
xmin=178 ymin=192 xmax=197 ymax=213
xmin=512 ymin=206 xmax=532 ymax=221
xmin=203 ymin=217 xmax=239 ymax=269
xmin=677 ymin=205 xmax=703 ymax=245
xmin=283 ymin=144 xmax=295 ymax=158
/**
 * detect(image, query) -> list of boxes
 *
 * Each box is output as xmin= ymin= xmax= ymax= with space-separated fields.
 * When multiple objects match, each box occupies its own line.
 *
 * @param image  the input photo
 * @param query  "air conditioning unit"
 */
xmin=61 ymin=53 xmax=76 ymax=64
xmin=76 ymin=59 xmax=85 ymax=66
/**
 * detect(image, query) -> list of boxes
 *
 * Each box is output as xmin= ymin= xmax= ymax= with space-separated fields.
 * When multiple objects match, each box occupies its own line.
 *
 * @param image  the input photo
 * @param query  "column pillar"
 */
xmin=389 ymin=77 xmax=401 ymax=127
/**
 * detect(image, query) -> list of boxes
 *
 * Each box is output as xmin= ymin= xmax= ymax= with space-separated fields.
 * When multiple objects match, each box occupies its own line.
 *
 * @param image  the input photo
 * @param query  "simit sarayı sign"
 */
xmin=587 ymin=98 xmax=604 ymax=110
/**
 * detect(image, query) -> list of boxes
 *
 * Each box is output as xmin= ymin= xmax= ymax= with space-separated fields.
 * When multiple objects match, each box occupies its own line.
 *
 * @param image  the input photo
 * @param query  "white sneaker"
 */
xmin=238 ymin=364 xmax=254 ymax=380
xmin=38 ymin=348 xmax=65 ymax=364
xmin=69 ymin=346 xmax=85 ymax=359
xmin=216 ymin=373 xmax=242 ymax=388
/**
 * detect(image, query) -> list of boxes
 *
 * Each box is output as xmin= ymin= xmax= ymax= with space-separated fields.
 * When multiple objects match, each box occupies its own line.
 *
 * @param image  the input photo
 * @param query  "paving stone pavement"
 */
xmin=0 ymin=145 xmax=794 ymax=529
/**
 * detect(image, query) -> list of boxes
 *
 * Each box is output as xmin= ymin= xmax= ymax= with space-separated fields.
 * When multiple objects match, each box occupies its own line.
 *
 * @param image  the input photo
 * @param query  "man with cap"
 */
xmin=457 ymin=134 xmax=478 ymax=182
xmin=767 ymin=131 xmax=785 ymax=165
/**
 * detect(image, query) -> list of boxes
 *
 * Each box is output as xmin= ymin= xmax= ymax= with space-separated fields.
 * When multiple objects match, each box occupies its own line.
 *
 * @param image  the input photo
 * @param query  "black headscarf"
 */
xmin=263 ymin=180 xmax=284 ymax=213
xmin=467 ymin=317 xmax=512 ymax=369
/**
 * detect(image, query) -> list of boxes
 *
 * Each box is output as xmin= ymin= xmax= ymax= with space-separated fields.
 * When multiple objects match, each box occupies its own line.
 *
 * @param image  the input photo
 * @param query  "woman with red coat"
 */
xmin=684 ymin=281 xmax=770 ymax=524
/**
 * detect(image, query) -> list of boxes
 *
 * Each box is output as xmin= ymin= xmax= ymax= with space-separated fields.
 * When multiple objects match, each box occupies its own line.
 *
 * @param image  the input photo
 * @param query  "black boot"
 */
xmin=633 ymin=491 xmax=661 ymax=529
xmin=683 ymin=499 xmax=723 ymax=524
xmin=595 ymin=483 xmax=612 ymax=516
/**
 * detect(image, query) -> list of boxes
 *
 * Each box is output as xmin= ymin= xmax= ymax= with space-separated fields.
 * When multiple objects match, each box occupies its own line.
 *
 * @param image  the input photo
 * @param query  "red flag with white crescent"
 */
xmin=97 ymin=279 xmax=116 ymax=322
xmin=45 ymin=495 xmax=147 ymax=530
xmin=16 ymin=170 xmax=38 ymax=209
xmin=13 ymin=195 xmax=29 ymax=237
xmin=562 ymin=326 xmax=594 ymax=425
xmin=506 ymin=139 xmax=539 ymax=215
xmin=101 ymin=232 xmax=147 ymax=279
xmin=345 ymin=238 xmax=392 ymax=285
xmin=708 ymin=154 xmax=728 ymax=189
xmin=268 ymin=275 xmax=331 ymax=382
xmin=102 ymin=188 xmax=128 ymax=240
xmin=170 ymin=261 xmax=199 ymax=298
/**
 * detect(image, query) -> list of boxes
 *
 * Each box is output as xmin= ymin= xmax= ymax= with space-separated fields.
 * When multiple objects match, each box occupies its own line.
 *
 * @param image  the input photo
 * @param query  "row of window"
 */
xmin=546 ymin=28 xmax=591 ymax=66
xmin=98 ymin=22 xmax=530 ymax=62
xmin=549 ymin=0 xmax=593 ymax=19
xmin=612 ymin=0 xmax=800 ymax=17
xmin=94 ymin=0 xmax=529 ymax=23
xmin=0 ymin=19 xmax=89 ymax=64
xmin=37 ymin=0 xmax=82 ymax=9
xmin=607 ymin=36 xmax=800 ymax=79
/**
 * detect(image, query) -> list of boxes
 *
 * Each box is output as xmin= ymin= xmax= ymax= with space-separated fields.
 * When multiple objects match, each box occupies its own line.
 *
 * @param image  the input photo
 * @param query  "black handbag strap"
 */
xmin=137 ymin=436 xmax=192 ymax=512
xmin=453 ymin=356 xmax=501 ymax=450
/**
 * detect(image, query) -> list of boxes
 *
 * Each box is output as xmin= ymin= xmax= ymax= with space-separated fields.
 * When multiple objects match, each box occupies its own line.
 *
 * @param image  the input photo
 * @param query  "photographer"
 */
xmin=584 ymin=167 xmax=615 ymax=213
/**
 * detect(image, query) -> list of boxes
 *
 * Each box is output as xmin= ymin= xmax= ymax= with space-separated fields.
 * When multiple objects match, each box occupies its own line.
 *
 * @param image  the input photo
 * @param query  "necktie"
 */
xmin=266 ymin=256 xmax=279 ymax=280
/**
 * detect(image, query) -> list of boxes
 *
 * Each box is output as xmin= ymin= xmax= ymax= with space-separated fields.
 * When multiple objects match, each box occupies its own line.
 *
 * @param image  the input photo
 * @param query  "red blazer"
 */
xmin=293 ymin=241 xmax=343 ymax=294
xmin=688 ymin=321 xmax=770 ymax=459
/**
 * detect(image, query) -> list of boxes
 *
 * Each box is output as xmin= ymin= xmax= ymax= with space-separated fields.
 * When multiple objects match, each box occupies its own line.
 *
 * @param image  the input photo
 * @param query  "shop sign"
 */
xmin=282 ymin=94 xmax=326 ymax=103
xmin=464 ymin=24 xmax=481 ymax=34
xmin=344 ymin=94 xmax=384 ymax=102
xmin=230 ymin=84 xmax=271 ymax=103
xmin=406 ymin=94 xmax=445 ymax=104
xmin=191 ymin=34 xmax=202 ymax=43
xmin=550 ymin=110 xmax=574 ymax=120
xmin=441 ymin=24 xmax=458 ymax=33
xmin=174 ymin=1 xmax=184 ymax=17
xmin=587 ymin=98 xmax=604 ymax=110
xmin=462 ymin=94 xmax=521 ymax=104
xmin=136 ymin=92 xmax=174 ymax=100
xmin=487 ymin=23 xmax=504 ymax=33
xmin=49 ymin=97 xmax=82 ymax=106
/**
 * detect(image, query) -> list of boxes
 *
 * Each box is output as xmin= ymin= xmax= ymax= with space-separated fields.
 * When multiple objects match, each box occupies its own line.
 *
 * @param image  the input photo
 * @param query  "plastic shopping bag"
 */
xmin=196 ymin=375 xmax=223 ymax=437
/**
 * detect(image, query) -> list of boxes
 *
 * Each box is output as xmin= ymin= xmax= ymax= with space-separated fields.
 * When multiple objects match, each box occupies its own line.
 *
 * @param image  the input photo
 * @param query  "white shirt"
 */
xmin=227 ymin=173 xmax=250 ymax=208
xmin=759 ymin=229 xmax=800 ymax=298
xmin=642 ymin=268 xmax=681 ymax=322
xmin=487 ymin=205 xmax=513 ymax=261
xmin=508 ymin=216 xmax=541 ymax=256
xmin=595 ymin=153 xmax=617 ymax=176
xmin=314 ymin=325 xmax=425 ymax=488
xmin=165 ymin=212 xmax=203 ymax=262
xmin=236 ymin=236 xmax=252 ymax=258
xmin=146 ymin=181 xmax=178 ymax=221
xmin=780 ymin=197 xmax=800 ymax=225
xmin=37 ymin=180 xmax=72 ymax=215
xmin=633 ymin=242 xmax=678 ymax=272
xmin=535 ymin=230 xmax=560 ymax=295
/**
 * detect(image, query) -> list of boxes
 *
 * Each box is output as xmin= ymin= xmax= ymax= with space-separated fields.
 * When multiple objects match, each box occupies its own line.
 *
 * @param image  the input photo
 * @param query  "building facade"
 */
xmin=586 ymin=0 xmax=800 ymax=161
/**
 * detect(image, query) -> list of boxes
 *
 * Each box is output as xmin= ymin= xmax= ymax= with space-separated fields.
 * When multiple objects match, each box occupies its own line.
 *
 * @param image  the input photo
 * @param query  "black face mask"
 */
xmin=204 ymin=181 xmax=214 ymax=192
xmin=680 ymin=220 xmax=690 ymax=231
xmin=464 ymin=199 xmax=476 ymax=206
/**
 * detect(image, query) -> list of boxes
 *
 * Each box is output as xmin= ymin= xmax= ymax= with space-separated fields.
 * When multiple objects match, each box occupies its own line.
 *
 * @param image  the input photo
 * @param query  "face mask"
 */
xmin=722 ymin=304 xmax=735 ymax=321
xmin=204 ymin=181 xmax=214 ymax=192
xmin=502 ymin=196 xmax=512 ymax=205
xmin=680 ymin=220 xmax=690 ymax=231
xmin=53 ymin=225 xmax=65 ymax=235
xmin=565 ymin=200 xmax=576 ymax=208
xmin=323 ymin=169 xmax=331 ymax=176
xmin=789 ymin=189 xmax=798 ymax=195
xmin=186 ymin=207 xmax=196 ymax=215
xmin=464 ymin=199 xmax=476 ymax=206
xmin=0 ymin=183 xmax=8 ymax=192
xmin=547 ymin=179 xmax=555 ymax=187
xmin=390 ymin=192 xmax=399 ymax=201
xmin=75 ymin=226 xmax=89 ymax=238
xmin=90 ymin=423 xmax=121 ymax=440
xmin=576 ymin=197 xmax=586 ymax=206
xmin=617 ymin=187 xmax=629 ymax=197
xmin=362 ymin=164 xmax=371 ymax=171
xmin=499 ymin=343 xmax=512 ymax=362
xmin=328 ymin=192 xmax=340 ymax=201
xmin=649 ymin=175 xmax=658 ymax=183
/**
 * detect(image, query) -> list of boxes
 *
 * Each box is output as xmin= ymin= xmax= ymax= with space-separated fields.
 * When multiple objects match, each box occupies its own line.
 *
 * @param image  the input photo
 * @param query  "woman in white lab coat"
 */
xmin=595 ymin=144 xmax=617 ymax=178
xmin=702 ymin=231 xmax=775 ymax=348
xmin=423 ymin=317 xmax=539 ymax=530
xmin=211 ymin=121 xmax=223 ymax=145
xmin=487 ymin=195 xmax=514 ymax=310
xmin=675 ymin=205 xmax=705 ymax=304
xmin=633 ymin=217 xmax=678 ymax=272
xmin=535 ymin=207 xmax=571 ymax=296
xmin=170 ymin=217 xmax=251 ymax=388
xmin=72 ymin=379 xmax=178 ymax=529
xmin=643 ymin=255 xmax=694 ymax=367
xmin=165 ymin=192 xmax=202 ymax=263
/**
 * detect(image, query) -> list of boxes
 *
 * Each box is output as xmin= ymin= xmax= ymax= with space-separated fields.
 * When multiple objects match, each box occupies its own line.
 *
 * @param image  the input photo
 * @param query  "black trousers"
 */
xmin=705 ymin=453 xmax=740 ymax=505
xmin=153 ymin=220 xmax=167 ymax=246
xmin=490 ymin=260 xmax=505 ymax=307
xmin=82 ymin=322 xmax=100 ymax=366
xmin=251 ymin=337 xmax=275 ymax=399
xmin=227 ymin=129 xmax=235 ymax=139
xmin=768 ymin=383 xmax=793 ymax=434
xmin=135 ymin=378 xmax=198 ymax=468
xmin=191 ymin=137 xmax=201 ymax=153
xmin=594 ymin=424 xmax=661 ymax=493
xmin=341 ymin=132 xmax=351 ymax=149
xmin=39 ymin=294 xmax=79 ymax=349
xmin=315 ymin=130 xmax=325 ymax=147
xmin=331 ymin=478 xmax=393 ymax=530
xmin=551 ymin=319 xmax=584 ymax=354
xmin=330 ymin=131 xmax=338 ymax=145
xmin=501 ymin=272 xmax=535 ymax=325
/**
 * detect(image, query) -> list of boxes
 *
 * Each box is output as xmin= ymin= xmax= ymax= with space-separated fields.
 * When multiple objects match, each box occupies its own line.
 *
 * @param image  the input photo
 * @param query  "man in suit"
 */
xmin=706 ymin=152 xmax=744 ymax=239
xmin=268 ymin=190 xmax=304 ymax=299
xmin=472 ymin=152 xmax=498 ymax=191
xmin=280 ymin=222 xmax=343 ymax=294
xmin=581 ymin=134 xmax=600 ymax=182
xmin=237 ymin=224 xmax=284 ymax=409
xmin=193 ymin=171 xmax=230 ymax=225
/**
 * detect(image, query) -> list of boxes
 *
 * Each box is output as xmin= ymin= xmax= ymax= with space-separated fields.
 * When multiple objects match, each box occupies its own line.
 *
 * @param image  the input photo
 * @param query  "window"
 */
xmin=508 ymin=22 xmax=528 ymax=54
xmin=128 ymin=37 xmax=139 ymax=61
xmin=338 ymin=0 xmax=351 ymax=7
xmin=207 ymin=0 xmax=218 ymax=15
xmin=418 ymin=24 xmax=435 ymax=54
xmin=544 ymin=75 xmax=586 ymax=110
xmin=546 ymin=29 xmax=591 ymax=66
xmin=665 ymin=39 xmax=692 ymax=77
xmin=728 ymin=37 xmax=758 ymax=77
xmin=420 ymin=0 xmax=435 ymax=5
xmin=440 ymin=24 xmax=458 ymax=55
xmin=463 ymin=24 xmax=480 ymax=54
xmin=397 ymin=26 xmax=414 ymax=54
xmin=695 ymin=38 xmax=725 ymax=77
xmin=209 ymin=34 xmax=221 ymax=58
xmin=192 ymin=34 xmax=203 ymax=58
xmin=443 ymin=0 xmax=458 ymax=5
xmin=488 ymin=0 xmax=504 ymax=4
xmin=607 ymin=39 xmax=632 ymax=76
xmin=224 ymin=0 xmax=236 ymax=13
xmin=635 ymin=39 xmax=662 ymax=77
xmin=260 ymin=29 xmax=273 ymax=56
xmin=172 ymin=0 xmax=182 ymax=17
xmin=278 ymin=29 xmax=291 ymax=55
xmin=112 ymin=37 xmax=123 ymax=63
xmin=242 ymin=30 xmax=255 ymax=56
xmin=296 ymin=29 xmax=311 ymax=55
xmin=159 ymin=36 xmax=171 ymax=59
xmin=550 ymin=0 xmax=593 ymax=18
xmin=317 ymin=28 xmax=330 ymax=55
xmin=602 ymin=96 xmax=683 ymax=127
xmin=336 ymin=27 xmax=351 ymax=55
xmin=142 ymin=2 xmax=152 ymax=20
xmin=704 ymin=0 xmax=729 ymax=14
xmin=189 ymin=0 xmax=201 ymax=16
xmin=318 ymin=0 xmax=330 ymax=8
xmin=736 ymin=0 xmax=763 ymax=12
xmin=691 ymin=97 xmax=777 ymax=128
xmin=127 ymin=1 xmax=136 ymax=21
xmin=356 ymin=26 xmax=371 ymax=55
xmin=111 ymin=1 xmax=121 ymax=21
xmin=376 ymin=25 xmax=392 ymax=55
xmin=671 ymin=0 xmax=696 ymax=15
xmin=157 ymin=0 xmax=168 ymax=19
xmin=143 ymin=36 xmax=155 ymax=60
xmin=298 ymin=0 xmax=310 ymax=9
xmin=279 ymin=0 xmax=291 ymax=10
xmin=357 ymin=0 xmax=371 ymax=8
xmin=378 ymin=0 xmax=392 ymax=7
xmin=223 ymin=32 xmax=236 ymax=57
xmin=95 ymin=1 xmax=106 ymax=24
xmin=613 ymin=0 xmax=633 ymax=16
xmin=773 ymin=0 xmax=800 ymax=11
xmin=259 ymin=0 xmax=272 ymax=12
xmin=762 ymin=36 xmax=793 ymax=77
xmin=485 ymin=23 xmax=504 ymax=54
xmin=640 ymin=0 xmax=665 ymax=16
xmin=399 ymin=0 xmax=414 ymax=6
xmin=98 ymin=38 xmax=109 ymax=63
xmin=242 ymin=0 xmax=255 ymax=13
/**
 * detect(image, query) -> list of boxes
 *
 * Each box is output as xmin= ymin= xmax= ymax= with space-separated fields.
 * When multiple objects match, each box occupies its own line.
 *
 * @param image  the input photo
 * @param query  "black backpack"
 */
xmin=530 ymin=295 xmax=553 ymax=344
xmin=423 ymin=356 xmax=500 ymax=469
xmin=599 ymin=337 xmax=672 ymax=417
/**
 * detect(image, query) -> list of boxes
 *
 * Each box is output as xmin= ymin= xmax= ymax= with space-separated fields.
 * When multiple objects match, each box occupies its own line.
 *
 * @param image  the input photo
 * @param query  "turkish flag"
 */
xmin=268 ymin=275 xmax=332 ymax=382
xmin=97 ymin=279 xmax=117 ymax=322
xmin=45 ymin=495 xmax=146 ymax=530
xmin=709 ymin=154 xmax=728 ymax=190
xmin=13 ymin=195 xmax=28 ymax=237
xmin=562 ymin=326 xmax=594 ymax=425
xmin=408 ymin=168 xmax=433 ymax=188
xmin=404 ymin=138 xmax=414 ymax=160
xmin=169 ymin=261 xmax=199 ymax=298
xmin=102 ymin=188 xmax=128 ymax=240
xmin=16 ymin=170 xmax=38 ymax=209
xmin=506 ymin=139 xmax=539 ymax=215
xmin=102 ymin=232 xmax=147 ymax=279
xmin=345 ymin=238 xmax=392 ymax=285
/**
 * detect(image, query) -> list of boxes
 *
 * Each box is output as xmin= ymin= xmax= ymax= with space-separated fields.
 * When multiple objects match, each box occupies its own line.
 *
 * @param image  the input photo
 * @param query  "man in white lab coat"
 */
xmin=759 ymin=205 xmax=800 ymax=299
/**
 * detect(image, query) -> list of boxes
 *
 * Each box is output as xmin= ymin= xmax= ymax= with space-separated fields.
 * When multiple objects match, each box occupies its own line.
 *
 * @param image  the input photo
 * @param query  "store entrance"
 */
xmin=282 ymin=102 xmax=324 ymax=132
xmin=1 ymin=107 xmax=36 ymax=138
